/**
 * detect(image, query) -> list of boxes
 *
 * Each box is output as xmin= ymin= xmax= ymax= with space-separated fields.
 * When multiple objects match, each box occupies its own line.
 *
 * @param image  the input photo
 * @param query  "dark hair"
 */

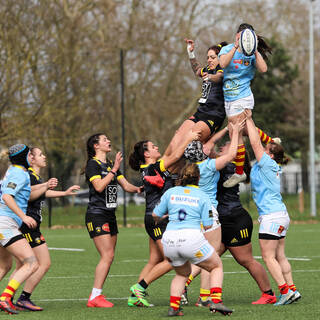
xmin=129 ymin=140 xmax=149 ymax=171
xmin=82 ymin=133 xmax=104 ymax=174
xmin=177 ymin=162 xmax=200 ymax=187
xmin=208 ymin=41 xmax=228 ymax=55
xmin=268 ymin=143 xmax=289 ymax=165
xmin=237 ymin=23 xmax=272 ymax=61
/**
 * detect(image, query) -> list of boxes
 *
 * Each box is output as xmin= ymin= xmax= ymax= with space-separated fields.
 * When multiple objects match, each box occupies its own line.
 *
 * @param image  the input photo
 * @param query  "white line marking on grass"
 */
xmin=36 ymin=297 xmax=128 ymax=302
xmin=224 ymin=254 xmax=311 ymax=261
xmin=48 ymin=247 xmax=85 ymax=252
xmin=121 ymin=259 xmax=148 ymax=263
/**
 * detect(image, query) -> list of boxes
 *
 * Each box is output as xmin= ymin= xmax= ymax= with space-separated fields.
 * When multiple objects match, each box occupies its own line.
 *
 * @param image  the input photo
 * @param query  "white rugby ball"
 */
xmin=239 ymin=28 xmax=257 ymax=56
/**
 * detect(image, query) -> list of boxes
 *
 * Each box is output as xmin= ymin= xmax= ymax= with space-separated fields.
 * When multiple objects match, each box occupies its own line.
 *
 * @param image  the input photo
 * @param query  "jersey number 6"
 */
xmin=178 ymin=209 xmax=187 ymax=221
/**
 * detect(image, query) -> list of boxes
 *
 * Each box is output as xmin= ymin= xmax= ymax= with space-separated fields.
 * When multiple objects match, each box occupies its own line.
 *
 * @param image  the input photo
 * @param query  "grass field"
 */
xmin=1 ymin=223 xmax=319 ymax=319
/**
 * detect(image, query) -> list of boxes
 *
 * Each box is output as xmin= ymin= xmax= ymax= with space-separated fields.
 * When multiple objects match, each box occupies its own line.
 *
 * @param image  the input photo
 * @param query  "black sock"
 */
xmin=138 ymin=279 xmax=148 ymax=290
xmin=264 ymin=289 xmax=274 ymax=296
xmin=20 ymin=291 xmax=32 ymax=300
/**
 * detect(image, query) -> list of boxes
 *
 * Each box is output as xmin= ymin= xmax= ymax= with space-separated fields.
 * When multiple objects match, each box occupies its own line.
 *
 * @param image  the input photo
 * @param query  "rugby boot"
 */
xmin=195 ymin=296 xmax=214 ymax=307
xmin=87 ymin=294 xmax=114 ymax=308
xmin=128 ymin=295 xmax=144 ymax=307
xmin=180 ymin=286 xmax=188 ymax=305
xmin=285 ymin=290 xmax=301 ymax=304
xmin=274 ymin=289 xmax=295 ymax=306
xmin=130 ymin=284 xmax=153 ymax=307
xmin=223 ymin=172 xmax=246 ymax=188
xmin=0 ymin=298 xmax=19 ymax=314
xmin=209 ymin=302 xmax=233 ymax=315
xmin=252 ymin=292 xmax=276 ymax=304
xmin=16 ymin=297 xmax=43 ymax=311
xmin=168 ymin=307 xmax=184 ymax=316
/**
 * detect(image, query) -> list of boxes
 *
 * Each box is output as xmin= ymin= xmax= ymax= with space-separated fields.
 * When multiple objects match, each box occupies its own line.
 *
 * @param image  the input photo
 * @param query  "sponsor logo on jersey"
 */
xmin=7 ymin=182 xmax=17 ymax=189
xmin=230 ymin=238 xmax=238 ymax=244
xmin=102 ymin=223 xmax=110 ymax=232
xmin=170 ymin=195 xmax=199 ymax=207
xmin=233 ymin=59 xmax=243 ymax=64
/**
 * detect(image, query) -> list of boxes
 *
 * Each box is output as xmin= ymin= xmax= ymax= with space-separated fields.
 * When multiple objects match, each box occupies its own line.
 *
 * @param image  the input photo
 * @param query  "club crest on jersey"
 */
xmin=244 ymin=59 xmax=250 ymax=66
xmin=96 ymin=227 xmax=101 ymax=233
xmin=7 ymin=182 xmax=17 ymax=189
xmin=35 ymin=237 xmax=41 ymax=244
xmin=102 ymin=223 xmax=110 ymax=232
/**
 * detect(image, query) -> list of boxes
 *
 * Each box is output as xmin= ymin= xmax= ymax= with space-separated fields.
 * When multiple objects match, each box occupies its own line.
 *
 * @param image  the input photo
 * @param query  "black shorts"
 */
xmin=85 ymin=210 xmax=118 ymax=238
xmin=219 ymin=207 xmax=253 ymax=247
xmin=189 ymin=110 xmax=224 ymax=135
xmin=20 ymin=223 xmax=46 ymax=249
xmin=144 ymin=215 xmax=168 ymax=241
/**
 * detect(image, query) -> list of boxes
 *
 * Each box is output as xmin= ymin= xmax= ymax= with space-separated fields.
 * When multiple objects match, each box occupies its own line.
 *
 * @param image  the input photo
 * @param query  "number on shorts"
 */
xmin=178 ymin=209 xmax=187 ymax=221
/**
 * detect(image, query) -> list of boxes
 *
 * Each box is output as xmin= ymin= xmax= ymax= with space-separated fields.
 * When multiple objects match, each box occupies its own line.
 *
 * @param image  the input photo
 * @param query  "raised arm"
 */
xmin=91 ymin=152 xmax=122 ymax=193
xmin=202 ymin=126 xmax=229 ymax=155
xmin=255 ymin=51 xmax=267 ymax=73
xmin=245 ymin=111 xmax=264 ymax=161
xmin=219 ymin=35 xmax=239 ymax=69
xmin=185 ymin=38 xmax=202 ymax=77
xmin=118 ymin=177 xmax=142 ymax=193
xmin=215 ymin=122 xmax=241 ymax=170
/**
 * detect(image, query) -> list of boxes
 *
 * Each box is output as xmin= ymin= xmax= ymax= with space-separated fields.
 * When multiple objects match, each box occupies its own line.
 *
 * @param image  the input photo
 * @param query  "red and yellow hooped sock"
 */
xmin=185 ymin=274 xmax=193 ymax=287
xmin=235 ymin=144 xmax=245 ymax=175
xmin=170 ymin=296 xmax=181 ymax=310
xmin=257 ymin=128 xmax=273 ymax=144
xmin=200 ymin=288 xmax=210 ymax=301
xmin=0 ymin=279 xmax=20 ymax=301
xmin=210 ymin=287 xmax=222 ymax=304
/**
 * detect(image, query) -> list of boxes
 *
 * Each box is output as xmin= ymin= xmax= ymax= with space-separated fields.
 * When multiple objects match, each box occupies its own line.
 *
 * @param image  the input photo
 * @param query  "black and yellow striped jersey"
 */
xmin=85 ymin=158 xmax=123 ymax=213
xmin=27 ymin=168 xmax=45 ymax=223
xmin=198 ymin=65 xmax=225 ymax=120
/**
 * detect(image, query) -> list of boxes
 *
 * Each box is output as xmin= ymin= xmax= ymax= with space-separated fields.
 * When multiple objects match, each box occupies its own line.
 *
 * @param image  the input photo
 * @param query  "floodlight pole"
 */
xmin=309 ymin=0 xmax=316 ymax=217
xmin=120 ymin=49 xmax=127 ymax=226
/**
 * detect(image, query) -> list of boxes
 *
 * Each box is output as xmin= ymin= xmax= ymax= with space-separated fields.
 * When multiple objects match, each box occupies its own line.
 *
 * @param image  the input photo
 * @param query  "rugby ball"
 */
xmin=239 ymin=28 xmax=257 ymax=56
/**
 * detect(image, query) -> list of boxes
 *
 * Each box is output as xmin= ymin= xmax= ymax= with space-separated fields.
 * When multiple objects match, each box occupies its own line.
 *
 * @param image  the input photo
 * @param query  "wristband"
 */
xmin=187 ymin=44 xmax=195 ymax=59
xmin=109 ymin=170 xmax=116 ymax=175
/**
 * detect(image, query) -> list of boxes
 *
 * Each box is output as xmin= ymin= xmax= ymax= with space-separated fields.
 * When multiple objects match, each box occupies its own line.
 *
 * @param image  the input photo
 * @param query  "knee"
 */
xmin=1 ymin=261 xmax=13 ymax=274
xmin=41 ymin=259 xmax=51 ymax=273
xmin=101 ymin=251 xmax=115 ymax=263
xmin=23 ymin=256 xmax=39 ymax=273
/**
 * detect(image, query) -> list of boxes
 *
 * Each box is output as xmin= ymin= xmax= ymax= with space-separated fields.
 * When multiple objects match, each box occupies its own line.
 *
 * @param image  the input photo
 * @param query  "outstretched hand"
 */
xmin=184 ymin=38 xmax=194 ymax=51
xmin=113 ymin=152 xmax=123 ymax=172
xmin=65 ymin=185 xmax=81 ymax=195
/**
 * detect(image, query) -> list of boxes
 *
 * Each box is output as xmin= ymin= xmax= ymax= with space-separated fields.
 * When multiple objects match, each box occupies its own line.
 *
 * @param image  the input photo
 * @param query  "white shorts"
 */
xmin=225 ymin=94 xmax=254 ymax=117
xmin=258 ymin=211 xmax=290 ymax=238
xmin=0 ymin=216 xmax=22 ymax=247
xmin=161 ymin=229 xmax=214 ymax=267
xmin=201 ymin=206 xmax=221 ymax=232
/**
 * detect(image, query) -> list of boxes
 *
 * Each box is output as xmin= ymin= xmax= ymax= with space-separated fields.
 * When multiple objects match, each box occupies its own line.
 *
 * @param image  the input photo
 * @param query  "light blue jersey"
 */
xmin=218 ymin=44 xmax=256 ymax=102
xmin=197 ymin=159 xmax=220 ymax=208
xmin=250 ymin=153 xmax=286 ymax=216
xmin=0 ymin=165 xmax=31 ymax=226
xmin=153 ymin=185 xmax=213 ymax=231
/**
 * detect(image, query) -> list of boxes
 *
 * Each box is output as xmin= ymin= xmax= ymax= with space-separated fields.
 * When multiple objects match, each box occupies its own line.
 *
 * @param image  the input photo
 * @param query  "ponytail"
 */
xmin=237 ymin=23 xmax=272 ymax=61
xmin=208 ymin=41 xmax=228 ymax=55
xmin=81 ymin=133 xmax=103 ymax=174
xmin=129 ymin=140 xmax=149 ymax=171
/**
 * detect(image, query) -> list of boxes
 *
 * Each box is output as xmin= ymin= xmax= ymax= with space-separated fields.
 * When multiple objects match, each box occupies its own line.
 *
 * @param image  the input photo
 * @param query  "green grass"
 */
xmin=41 ymin=192 xmax=320 ymax=229
xmin=1 ymin=224 xmax=319 ymax=319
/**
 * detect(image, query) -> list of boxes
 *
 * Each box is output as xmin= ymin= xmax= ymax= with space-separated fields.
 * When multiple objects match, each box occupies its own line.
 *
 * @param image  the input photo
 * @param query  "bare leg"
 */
xmin=0 ymin=247 xmax=12 ymax=281
xmin=276 ymin=238 xmax=293 ymax=286
xmin=259 ymin=239 xmax=286 ymax=286
xmin=20 ymin=243 xmax=51 ymax=293
xmin=228 ymin=243 xmax=271 ymax=292
xmin=92 ymin=234 xmax=117 ymax=289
